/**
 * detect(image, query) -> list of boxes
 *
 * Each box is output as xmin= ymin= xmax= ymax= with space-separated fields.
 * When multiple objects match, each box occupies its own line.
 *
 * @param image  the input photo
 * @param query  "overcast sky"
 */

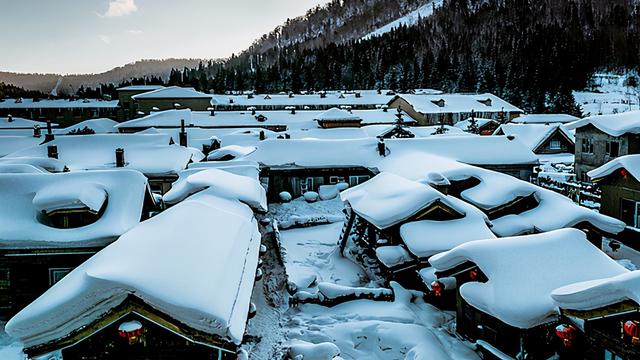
xmin=0 ymin=0 xmax=329 ymax=74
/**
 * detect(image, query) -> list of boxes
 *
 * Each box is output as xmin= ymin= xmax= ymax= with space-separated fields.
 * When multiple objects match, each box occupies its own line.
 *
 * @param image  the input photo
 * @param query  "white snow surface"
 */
xmin=511 ymin=114 xmax=579 ymax=124
xmin=552 ymin=270 xmax=640 ymax=311
xmin=55 ymin=118 xmax=119 ymax=134
xmin=206 ymin=145 xmax=257 ymax=161
xmin=315 ymin=107 xmax=362 ymax=122
xmin=131 ymin=86 xmax=212 ymax=100
xmin=390 ymin=94 xmax=523 ymax=116
xmin=588 ymin=154 xmax=640 ymax=182
xmin=362 ymin=1 xmax=444 ymax=40
xmin=565 ymin=110 xmax=640 ymax=136
xmin=429 ymin=229 xmax=628 ymax=328
xmin=494 ymin=123 xmax=574 ymax=151
xmin=0 ymin=170 xmax=148 ymax=248
xmin=0 ymin=136 xmax=42 ymax=157
xmin=163 ymin=168 xmax=267 ymax=212
xmin=6 ymin=191 xmax=261 ymax=347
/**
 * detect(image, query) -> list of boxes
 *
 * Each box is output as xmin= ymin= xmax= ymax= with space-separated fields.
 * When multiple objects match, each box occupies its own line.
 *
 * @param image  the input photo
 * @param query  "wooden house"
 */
xmin=565 ymin=111 xmax=640 ymax=182
xmin=493 ymin=123 xmax=575 ymax=156
xmin=314 ymin=107 xmax=363 ymax=129
xmin=6 ymin=189 xmax=264 ymax=360
xmin=0 ymin=98 xmax=118 ymax=127
xmin=429 ymin=229 xmax=629 ymax=360
xmin=0 ymin=170 xmax=156 ymax=319
xmin=131 ymin=86 xmax=214 ymax=115
xmin=115 ymin=85 xmax=165 ymax=121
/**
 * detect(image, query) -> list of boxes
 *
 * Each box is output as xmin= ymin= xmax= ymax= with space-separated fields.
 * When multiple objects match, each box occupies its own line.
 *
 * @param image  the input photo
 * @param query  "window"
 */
xmin=49 ymin=268 xmax=73 ymax=286
xmin=581 ymin=138 xmax=594 ymax=154
xmin=604 ymin=349 xmax=623 ymax=360
xmin=300 ymin=177 xmax=314 ymax=193
xmin=329 ymin=176 xmax=344 ymax=184
xmin=549 ymin=139 xmax=562 ymax=150
xmin=606 ymin=141 xmax=619 ymax=157
xmin=349 ymin=175 xmax=370 ymax=187
xmin=620 ymin=199 xmax=640 ymax=228
xmin=0 ymin=268 xmax=9 ymax=290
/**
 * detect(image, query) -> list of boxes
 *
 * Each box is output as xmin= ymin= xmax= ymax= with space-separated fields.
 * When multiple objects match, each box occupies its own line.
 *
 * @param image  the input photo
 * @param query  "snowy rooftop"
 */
xmin=212 ymin=91 xmax=394 ymax=107
xmin=564 ymin=110 xmax=640 ymax=136
xmin=588 ymin=154 xmax=640 ymax=182
xmin=0 ymin=99 xmax=118 ymax=109
xmin=429 ymin=229 xmax=628 ymax=328
xmin=494 ymin=123 xmax=574 ymax=151
xmin=0 ymin=136 xmax=43 ymax=157
xmin=6 ymin=191 xmax=261 ymax=348
xmin=340 ymin=172 xmax=458 ymax=229
xmin=0 ymin=117 xmax=57 ymax=129
xmin=314 ymin=107 xmax=362 ymax=122
xmin=552 ymin=270 xmax=640 ymax=311
xmin=117 ymin=85 xmax=165 ymax=92
xmin=454 ymin=118 xmax=498 ymax=131
xmin=391 ymin=93 xmax=523 ymax=114
xmin=0 ymin=170 xmax=149 ymax=249
xmin=5 ymin=134 xmax=204 ymax=177
xmin=131 ymin=86 xmax=213 ymax=100
xmin=511 ymin=114 xmax=579 ymax=124
xmin=54 ymin=118 xmax=119 ymax=134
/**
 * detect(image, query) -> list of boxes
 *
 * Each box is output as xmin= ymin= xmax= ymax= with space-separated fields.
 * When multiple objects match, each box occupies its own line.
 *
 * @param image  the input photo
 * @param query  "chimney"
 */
xmin=259 ymin=130 xmax=266 ymax=141
xmin=33 ymin=125 xmax=41 ymax=138
xmin=44 ymin=120 xmax=55 ymax=143
xmin=179 ymin=119 xmax=188 ymax=147
xmin=291 ymin=108 xmax=296 ymax=115
xmin=208 ymin=107 xmax=215 ymax=116
xmin=377 ymin=138 xmax=386 ymax=156
xmin=7 ymin=114 xmax=13 ymax=122
xmin=115 ymin=148 xmax=125 ymax=167
xmin=47 ymin=145 xmax=58 ymax=159
xmin=285 ymin=133 xmax=290 ymax=139
xmin=202 ymin=143 xmax=211 ymax=155
xmin=211 ymin=138 xmax=221 ymax=151
xmin=251 ymin=109 xmax=256 ymax=116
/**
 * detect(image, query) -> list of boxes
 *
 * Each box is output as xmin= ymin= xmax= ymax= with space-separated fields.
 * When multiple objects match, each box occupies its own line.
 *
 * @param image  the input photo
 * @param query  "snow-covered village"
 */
xmin=1 ymin=1 xmax=640 ymax=360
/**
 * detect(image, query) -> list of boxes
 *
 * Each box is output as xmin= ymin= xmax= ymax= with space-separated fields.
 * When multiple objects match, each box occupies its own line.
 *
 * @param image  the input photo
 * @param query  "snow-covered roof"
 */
xmin=115 ymin=109 xmax=194 ymax=129
xmin=0 ymin=99 xmax=118 ymax=109
xmin=494 ymin=123 xmax=574 ymax=151
xmin=187 ymin=160 xmax=261 ymax=179
xmin=0 ymin=136 xmax=43 ymax=157
xmin=314 ymin=108 xmax=362 ymax=122
xmin=0 ymin=170 xmax=148 ymax=248
xmin=399 ymin=197 xmax=495 ymax=258
xmin=340 ymin=172 xmax=457 ymax=229
xmin=0 ymin=163 xmax=46 ymax=174
xmin=212 ymin=91 xmax=394 ymax=107
xmin=163 ymin=168 xmax=267 ymax=212
xmin=131 ymin=86 xmax=212 ymax=100
xmin=453 ymin=118 xmax=498 ymax=131
xmin=5 ymin=134 xmax=204 ymax=177
xmin=0 ymin=157 xmax=66 ymax=172
xmin=429 ymin=229 xmax=628 ymax=328
xmin=117 ymin=85 xmax=165 ymax=92
xmin=588 ymin=154 xmax=640 ymax=182
xmin=55 ymin=118 xmax=119 ymax=134
xmin=391 ymin=93 xmax=523 ymax=114
xmin=564 ymin=110 xmax=640 ymax=136
xmin=6 ymin=191 xmax=261 ymax=348
xmin=552 ymin=271 xmax=640 ymax=311
xmin=0 ymin=117 xmax=57 ymax=129
xmin=511 ymin=114 xmax=579 ymax=124
xmin=207 ymin=145 xmax=257 ymax=161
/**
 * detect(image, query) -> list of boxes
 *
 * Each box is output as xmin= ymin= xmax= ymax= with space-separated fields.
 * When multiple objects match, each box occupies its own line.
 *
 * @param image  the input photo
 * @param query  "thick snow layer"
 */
xmin=391 ymin=94 xmax=523 ymax=115
xmin=315 ymin=107 xmax=362 ymax=122
xmin=5 ymin=134 xmax=203 ymax=176
xmin=0 ymin=164 xmax=46 ymax=174
xmin=32 ymin=182 xmax=107 ymax=214
xmin=115 ymin=109 xmax=194 ymax=129
xmin=494 ymin=123 xmax=574 ymax=151
xmin=565 ymin=110 xmax=640 ymax=136
xmin=400 ymin=198 xmax=495 ymax=258
xmin=6 ymin=191 xmax=261 ymax=347
xmin=0 ymin=117 xmax=57 ymax=129
xmin=511 ymin=114 xmax=579 ymax=124
xmin=429 ymin=229 xmax=628 ymax=328
xmin=340 ymin=172 xmax=455 ymax=229
xmin=0 ymin=157 xmax=66 ymax=172
xmin=212 ymin=91 xmax=394 ymax=108
xmin=131 ymin=86 xmax=212 ymax=100
xmin=0 ymin=170 xmax=148 ymax=248
xmin=55 ymin=118 xmax=119 ymax=134
xmin=206 ymin=145 xmax=257 ymax=161
xmin=269 ymin=196 xmax=346 ymax=229
xmin=552 ymin=271 xmax=640 ymax=311
xmin=362 ymin=1 xmax=443 ymax=40
xmin=588 ymin=154 xmax=640 ymax=182
xmin=279 ymin=222 xmax=366 ymax=291
xmin=163 ymin=168 xmax=267 ymax=212
xmin=0 ymin=136 xmax=42 ymax=157
xmin=375 ymin=245 xmax=414 ymax=268
xmin=187 ymin=160 xmax=261 ymax=179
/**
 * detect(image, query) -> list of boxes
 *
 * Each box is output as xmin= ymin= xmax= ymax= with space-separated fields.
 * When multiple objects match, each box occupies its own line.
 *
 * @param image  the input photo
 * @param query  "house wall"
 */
xmin=535 ymin=130 xmax=575 ymax=155
xmin=477 ymin=164 xmax=535 ymax=181
xmin=265 ymin=167 xmax=375 ymax=201
xmin=599 ymin=175 xmax=640 ymax=229
xmin=0 ymin=107 xmax=118 ymax=127
xmin=574 ymin=125 xmax=640 ymax=181
xmin=0 ymin=249 xmax=98 ymax=320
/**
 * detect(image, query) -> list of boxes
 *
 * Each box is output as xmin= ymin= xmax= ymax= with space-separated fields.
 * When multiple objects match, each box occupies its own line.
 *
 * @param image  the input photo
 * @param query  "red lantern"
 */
xmin=430 ymin=281 xmax=444 ymax=297
xmin=624 ymin=320 xmax=640 ymax=342
xmin=620 ymin=168 xmax=629 ymax=178
xmin=118 ymin=321 xmax=144 ymax=345
xmin=469 ymin=269 xmax=479 ymax=281
xmin=555 ymin=324 xmax=577 ymax=347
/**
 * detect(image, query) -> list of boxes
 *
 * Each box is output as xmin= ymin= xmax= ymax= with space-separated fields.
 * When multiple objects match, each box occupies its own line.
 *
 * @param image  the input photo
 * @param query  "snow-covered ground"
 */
xmin=362 ymin=1 xmax=443 ymax=40
xmin=0 ymin=324 xmax=22 ymax=360
xmin=574 ymin=72 xmax=640 ymax=116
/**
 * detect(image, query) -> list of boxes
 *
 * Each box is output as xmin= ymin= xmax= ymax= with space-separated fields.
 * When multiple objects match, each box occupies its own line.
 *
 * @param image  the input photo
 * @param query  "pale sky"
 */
xmin=0 ymin=0 xmax=329 ymax=74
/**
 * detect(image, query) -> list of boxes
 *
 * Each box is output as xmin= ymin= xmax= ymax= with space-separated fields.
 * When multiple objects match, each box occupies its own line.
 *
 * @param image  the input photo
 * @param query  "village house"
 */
xmin=314 ymin=107 xmax=363 ymax=129
xmin=493 ymin=123 xmax=575 ymax=164
xmin=0 ymin=98 xmax=119 ymax=127
xmin=115 ymin=85 xmax=165 ymax=120
xmin=552 ymin=271 xmax=640 ymax=359
xmin=588 ymin=155 xmax=640 ymax=248
xmin=3 ymin=133 xmax=204 ymax=194
xmin=565 ymin=111 xmax=640 ymax=182
xmin=131 ymin=86 xmax=215 ymax=114
xmin=387 ymin=93 xmax=523 ymax=126
xmin=5 ymin=170 xmax=266 ymax=360
xmin=429 ymin=229 xmax=629 ymax=359
xmin=0 ymin=170 xmax=157 ymax=319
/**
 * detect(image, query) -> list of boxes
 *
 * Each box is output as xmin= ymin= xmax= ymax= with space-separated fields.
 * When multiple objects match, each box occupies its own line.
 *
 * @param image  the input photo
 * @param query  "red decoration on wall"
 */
xmin=620 ymin=168 xmax=629 ymax=178
xmin=555 ymin=324 xmax=577 ymax=347
xmin=430 ymin=281 xmax=444 ymax=297
xmin=624 ymin=320 xmax=640 ymax=341
xmin=469 ymin=269 xmax=479 ymax=281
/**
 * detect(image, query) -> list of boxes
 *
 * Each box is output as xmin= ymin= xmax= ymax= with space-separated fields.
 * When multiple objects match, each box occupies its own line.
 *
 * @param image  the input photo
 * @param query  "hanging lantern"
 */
xmin=555 ymin=324 xmax=577 ymax=347
xmin=624 ymin=320 xmax=640 ymax=344
xmin=620 ymin=168 xmax=629 ymax=179
xmin=118 ymin=320 xmax=144 ymax=345
xmin=469 ymin=269 xmax=479 ymax=281
xmin=430 ymin=281 xmax=444 ymax=297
